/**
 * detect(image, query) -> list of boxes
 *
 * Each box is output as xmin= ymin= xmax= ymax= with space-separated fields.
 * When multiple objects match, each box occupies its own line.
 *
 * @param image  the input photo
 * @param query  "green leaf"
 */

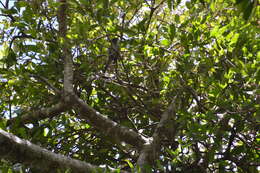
xmin=1 ymin=7 xmax=17 ymax=15
xmin=161 ymin=39 xmax=170 ymax=46
xmin=124 ymin=159 xmax=134 ymax=169
xmin=167 ymin=0 xmax=173 ymax=10
xmin=6 ymin=49 xmax=17 ymax=67
xmin=243 ymin=0 xmax=254 ymax=20
xmin=236 ymin=0 xmax=255 ymax=20
xmin=168 ymin=24 xmax=176 ymax=40
xmin=232 ymin=145 xmax=245 ymax=155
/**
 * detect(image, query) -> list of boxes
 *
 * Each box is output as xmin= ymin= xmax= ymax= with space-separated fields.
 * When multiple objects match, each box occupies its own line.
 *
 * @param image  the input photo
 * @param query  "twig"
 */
xmin=9 ymin=33 xmax=34 ymax=48
xmin=0 ymin=1 xmax=6 ymax=8
xmin=29 ymin=74 xmax=61 ymax=95
xmin=0 ymin=14 xmax=15 ymax=22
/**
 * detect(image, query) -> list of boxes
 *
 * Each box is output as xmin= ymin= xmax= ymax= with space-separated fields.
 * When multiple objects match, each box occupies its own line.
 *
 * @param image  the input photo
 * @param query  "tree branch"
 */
xmin=9 ymin=33 xmax=34 ymax=48
xmin=71 ymin=94 xmax=147 ymax=150
xmin=29 ymin=74 xmax=61 ymax=95
xmin=57 ymin=0 xmax=74 ymax=98
xmin=7 ymin=102 xmax=69 ymax=126
xmin=137 ymin=97 xmax=179 ymax=171
xmin=0 ymin=1 xmax=6 ymax=8
xmin=0 ymin=129 xmax=127 ymax=173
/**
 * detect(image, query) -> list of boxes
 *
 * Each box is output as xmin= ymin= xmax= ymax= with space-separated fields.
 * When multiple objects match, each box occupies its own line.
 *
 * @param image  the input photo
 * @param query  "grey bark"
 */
xmin=137 ymin=97 xmax=179 ymax=172
xmin=72 ymin=94 xmax=147 ymax=149
xmin=0 ymin=129 xmax=112 ymax=173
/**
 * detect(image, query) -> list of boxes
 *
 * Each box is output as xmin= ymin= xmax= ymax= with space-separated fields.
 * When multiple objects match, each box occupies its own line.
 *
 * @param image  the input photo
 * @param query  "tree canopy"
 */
xmin=0 ymin=0 xmax=259 ymax=172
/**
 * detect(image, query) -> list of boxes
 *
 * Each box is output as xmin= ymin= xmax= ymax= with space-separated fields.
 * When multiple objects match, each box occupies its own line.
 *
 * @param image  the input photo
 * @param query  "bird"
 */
xmin=104 ymin=38 xmax=120 ymax=73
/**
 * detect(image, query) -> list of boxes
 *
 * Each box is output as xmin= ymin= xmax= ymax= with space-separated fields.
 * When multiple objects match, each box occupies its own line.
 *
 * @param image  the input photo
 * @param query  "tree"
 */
xmin=0 ymin=0 xmax=259 ymax=172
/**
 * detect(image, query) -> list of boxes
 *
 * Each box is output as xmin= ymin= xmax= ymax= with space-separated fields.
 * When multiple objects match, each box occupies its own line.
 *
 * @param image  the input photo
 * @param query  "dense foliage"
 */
xmin=0 ymin=0 xmax=259 ymax=172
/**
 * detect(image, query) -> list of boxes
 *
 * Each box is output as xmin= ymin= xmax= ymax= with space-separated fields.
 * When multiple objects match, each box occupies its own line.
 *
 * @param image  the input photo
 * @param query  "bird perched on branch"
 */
xmin=104 ymin=38 xmax=120 ymax=73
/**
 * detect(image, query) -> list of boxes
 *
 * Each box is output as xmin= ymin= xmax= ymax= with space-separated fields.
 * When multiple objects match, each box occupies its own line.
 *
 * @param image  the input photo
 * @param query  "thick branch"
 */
xmin=71 ymin=94 xmax=147 ymax=150
xmin=58 ymin=0 xmax=74 ymax=96
xmin=0 ymin=129 xmax=126 ymax=173
xmin=7 ymin=102 xmax=69 ymax=126
xmin=137 ymin=97 xmax=178 ymax=171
